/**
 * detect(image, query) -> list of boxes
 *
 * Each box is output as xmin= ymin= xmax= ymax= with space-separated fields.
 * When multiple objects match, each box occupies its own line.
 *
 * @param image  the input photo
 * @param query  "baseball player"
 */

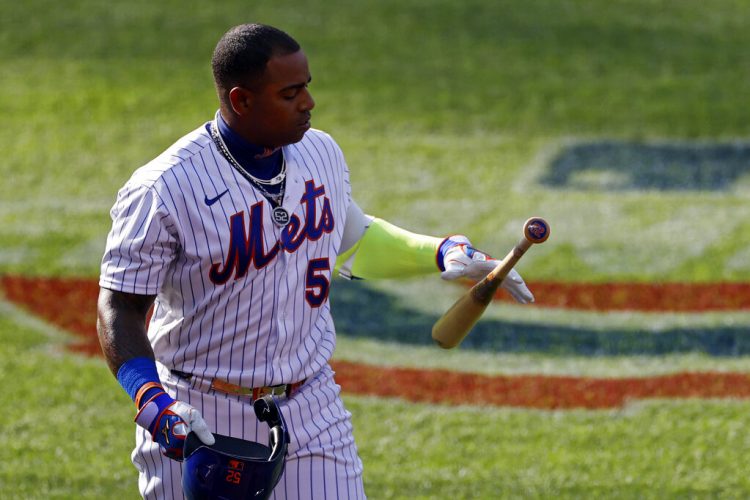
xmin=97 ymin=23 xmax=533 ymax=499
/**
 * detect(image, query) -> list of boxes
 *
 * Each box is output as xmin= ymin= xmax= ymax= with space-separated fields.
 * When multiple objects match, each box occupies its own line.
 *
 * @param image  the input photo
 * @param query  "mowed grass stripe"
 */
xmin=334 ymin=336 xmax=750 ymax=378
xmin=3 ymin=1 xmax=750 ymax=281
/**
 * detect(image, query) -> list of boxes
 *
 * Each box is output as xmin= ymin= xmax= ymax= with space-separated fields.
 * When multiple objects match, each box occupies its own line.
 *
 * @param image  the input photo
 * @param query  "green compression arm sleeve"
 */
xmin=336 ymin=218 xmax=445 ymax=280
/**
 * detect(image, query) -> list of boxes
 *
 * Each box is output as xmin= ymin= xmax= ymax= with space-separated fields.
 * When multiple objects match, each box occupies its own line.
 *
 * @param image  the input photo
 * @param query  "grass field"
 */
xmin=2 ymin=0 xmax=750 ymax=498
xmin=4 ymin=302 xmax=750 ymax=499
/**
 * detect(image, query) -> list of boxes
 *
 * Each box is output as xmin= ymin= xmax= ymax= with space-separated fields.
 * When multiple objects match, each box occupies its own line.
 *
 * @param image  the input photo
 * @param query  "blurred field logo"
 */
xmin=542 ymin=141 xmax=750 ymax=192
xmin=3 ymin=269 xmax=750 ymax=409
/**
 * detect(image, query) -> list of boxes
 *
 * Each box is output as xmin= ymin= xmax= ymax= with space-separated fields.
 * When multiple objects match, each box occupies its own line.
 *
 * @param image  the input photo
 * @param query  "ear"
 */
xmin=228 ymin=87 xmax=254 ymax=116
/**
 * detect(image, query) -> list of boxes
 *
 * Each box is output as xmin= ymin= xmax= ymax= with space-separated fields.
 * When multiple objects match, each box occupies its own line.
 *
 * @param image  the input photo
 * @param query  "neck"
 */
xmin=217 ymin=111 xmax=280 ymax=160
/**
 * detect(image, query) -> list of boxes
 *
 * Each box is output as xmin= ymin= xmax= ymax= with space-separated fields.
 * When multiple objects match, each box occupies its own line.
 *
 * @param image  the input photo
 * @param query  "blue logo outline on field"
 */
xmin=329 ymin=279 xmax=750 ymax=356
xmin=205 ymin=189 xmax=229 ymax=206
xmin=539 ymin=140 xmax=750 ymax=192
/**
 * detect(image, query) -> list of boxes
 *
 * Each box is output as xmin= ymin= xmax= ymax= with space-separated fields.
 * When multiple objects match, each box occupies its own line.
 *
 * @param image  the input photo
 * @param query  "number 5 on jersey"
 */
xmin=305 ymin=258 xmax=330 ymax=307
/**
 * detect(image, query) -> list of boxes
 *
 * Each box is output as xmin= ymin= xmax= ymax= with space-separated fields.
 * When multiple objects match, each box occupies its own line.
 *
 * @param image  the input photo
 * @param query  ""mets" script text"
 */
xmin=209 ymin=180 xmax=335 ymax=284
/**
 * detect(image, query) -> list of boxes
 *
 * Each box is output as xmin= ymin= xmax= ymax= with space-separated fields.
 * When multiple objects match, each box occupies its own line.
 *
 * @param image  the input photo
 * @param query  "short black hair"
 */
xmin=211 ymin=24 xmax=301 ymax=101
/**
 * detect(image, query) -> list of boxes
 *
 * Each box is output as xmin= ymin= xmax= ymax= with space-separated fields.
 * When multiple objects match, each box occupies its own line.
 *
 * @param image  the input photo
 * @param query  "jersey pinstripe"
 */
xmin=100 ymin=121 xmax=350 ymax=389
xmin=133 ymin=364 xmax=365 ymax=500
xmin=102 ymin=119 xmax=366 ymax=498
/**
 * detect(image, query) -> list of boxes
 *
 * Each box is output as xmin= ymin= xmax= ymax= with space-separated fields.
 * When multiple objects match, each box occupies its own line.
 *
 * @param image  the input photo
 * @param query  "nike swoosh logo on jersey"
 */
xmin=204 ymin=189 xmax=229 ymax=206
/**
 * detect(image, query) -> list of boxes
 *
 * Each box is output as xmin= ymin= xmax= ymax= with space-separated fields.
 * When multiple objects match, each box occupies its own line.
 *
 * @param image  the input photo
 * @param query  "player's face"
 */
xmin=245 ymin=50 xmax=315 ymax=148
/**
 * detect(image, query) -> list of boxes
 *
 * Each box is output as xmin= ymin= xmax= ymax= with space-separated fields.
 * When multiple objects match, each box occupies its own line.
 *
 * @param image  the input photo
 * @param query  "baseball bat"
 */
xmin=431 ymin=217 xmax=550 ymax=349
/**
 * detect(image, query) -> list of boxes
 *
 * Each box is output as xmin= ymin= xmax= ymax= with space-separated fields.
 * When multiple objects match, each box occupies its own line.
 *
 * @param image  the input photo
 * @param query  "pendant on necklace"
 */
xmin=272 ymin=206 xmax=291 ymax=227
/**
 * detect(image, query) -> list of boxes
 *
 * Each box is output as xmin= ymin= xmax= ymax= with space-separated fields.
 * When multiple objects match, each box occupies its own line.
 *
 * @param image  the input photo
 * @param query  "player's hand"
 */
xmin=438 ymin=235 xmax=534 ymax=304
xmin=135 ymin=391 xmax=215 ymax=461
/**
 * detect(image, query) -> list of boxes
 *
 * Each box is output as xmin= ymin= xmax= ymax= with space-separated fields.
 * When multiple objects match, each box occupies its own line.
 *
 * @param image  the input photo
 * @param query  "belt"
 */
xmin=171 ymin=369 xmax=306 ymax=401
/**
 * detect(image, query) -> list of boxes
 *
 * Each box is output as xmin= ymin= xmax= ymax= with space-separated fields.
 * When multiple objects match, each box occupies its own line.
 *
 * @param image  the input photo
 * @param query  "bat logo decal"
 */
xmin=525 ymin=218 xmax=550 ymax=243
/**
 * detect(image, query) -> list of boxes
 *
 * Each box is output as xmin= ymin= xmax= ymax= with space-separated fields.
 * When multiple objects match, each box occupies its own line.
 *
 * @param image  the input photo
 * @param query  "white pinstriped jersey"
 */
xmin=100 ymin=120 xmax=351 ymax=388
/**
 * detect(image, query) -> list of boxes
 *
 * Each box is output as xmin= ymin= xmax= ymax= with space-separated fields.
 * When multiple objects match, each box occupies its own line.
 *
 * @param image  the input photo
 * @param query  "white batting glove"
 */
xmin=438 ymin=235 xmax=534 ymax=304
xmin=135 ymin=390 xmax=215 ymax=461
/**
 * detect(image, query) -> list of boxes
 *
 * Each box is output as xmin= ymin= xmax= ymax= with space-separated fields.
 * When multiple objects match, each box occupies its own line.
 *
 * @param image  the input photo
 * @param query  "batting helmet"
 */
xmin=182 ymin=395 xmax=288 ymax=500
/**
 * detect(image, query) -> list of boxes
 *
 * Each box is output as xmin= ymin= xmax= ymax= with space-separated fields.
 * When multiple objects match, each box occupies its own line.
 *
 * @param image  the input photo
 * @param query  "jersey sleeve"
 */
xmin=325 ymin=131 xmax=354 ymax=255
xmin=99 ymin=181 xmax=180 ymax=296
xmin=338 ymin=200 xmax=372 ymax=256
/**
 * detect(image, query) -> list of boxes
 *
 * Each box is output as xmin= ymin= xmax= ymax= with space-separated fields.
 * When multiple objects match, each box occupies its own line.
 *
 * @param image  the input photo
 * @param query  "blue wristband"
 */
xmin=116 ymin=357 xmax=163 ymax=404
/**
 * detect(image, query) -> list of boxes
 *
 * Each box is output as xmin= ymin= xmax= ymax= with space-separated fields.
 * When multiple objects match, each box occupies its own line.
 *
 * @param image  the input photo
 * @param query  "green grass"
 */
xmin=2 ymin=0 xmax=750 ymax=280
xmin=0 ymin=306 xmax=135 ymax=499
xmin=351 ymin=397 xmax=750 ymax=499
xmin=3 ymin=307 xmax=750 ymax=499
xmin=334 ymin=335 xmax=750 ymax=378
xmin=3 ymin=0 xmax=750 ymax=497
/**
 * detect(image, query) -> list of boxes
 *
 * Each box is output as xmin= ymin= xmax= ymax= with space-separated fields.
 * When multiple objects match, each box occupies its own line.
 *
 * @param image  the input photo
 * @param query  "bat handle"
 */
xmin=473 ymin=247 xmax=525 ymax=305
xmin=483 ymin=217 xmax=549 ymax=287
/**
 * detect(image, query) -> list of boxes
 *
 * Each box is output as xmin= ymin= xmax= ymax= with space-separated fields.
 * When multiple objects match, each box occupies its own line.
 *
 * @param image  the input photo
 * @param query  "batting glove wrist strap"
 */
xmin=439 ymin=235 xmax=493 ymax=281
xmin=134 ymin=381 xmax=166 ymax=408
xmin=437 ymin=235 xmax=473 ymax=272
xmin=134 ymin=390 xmax=174 ymax=431
xmin=438 ymin=235 xmax=535 ymax=304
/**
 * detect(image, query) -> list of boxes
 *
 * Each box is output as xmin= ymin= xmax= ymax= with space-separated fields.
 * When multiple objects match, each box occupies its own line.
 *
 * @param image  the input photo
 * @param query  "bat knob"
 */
xmin=523 ymin=217 xmax=550 ymax=243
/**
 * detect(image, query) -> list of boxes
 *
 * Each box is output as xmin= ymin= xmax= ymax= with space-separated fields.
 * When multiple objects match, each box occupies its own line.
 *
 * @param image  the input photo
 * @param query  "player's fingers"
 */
xmin=503 ymin=268 xmax=519 ymax=282
xmin=511 ymin=286 xmax=534 ymax=304
xmin=440 ymin=251 xmax=472 ymax=280
xmin=502 ymin=272 xmax=534 ymax=303
xmin=440 ymin=269 xmax=464 ymax=281
xmin=458 ymin=260 xmax=497 ymax=281
xmin=188 ymin=409 xmax=215 ymax=445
